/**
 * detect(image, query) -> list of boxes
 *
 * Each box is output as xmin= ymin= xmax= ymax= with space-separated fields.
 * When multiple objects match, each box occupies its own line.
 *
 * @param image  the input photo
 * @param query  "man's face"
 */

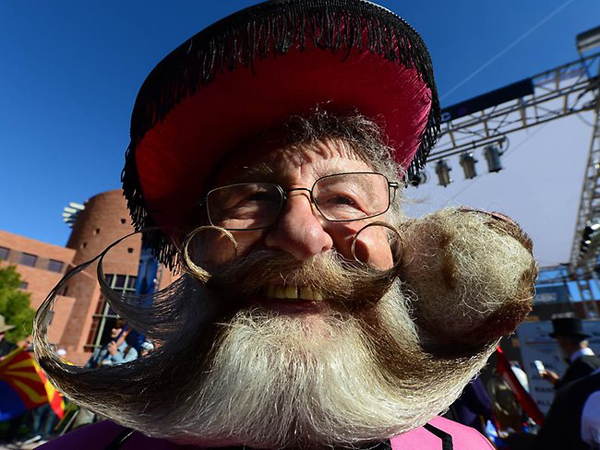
xmin=206 ymin=140 xmax=393 ymax=269
xmin=555 ymin=336 xmax=579 ymax=361
xmin=197 ymin=138 xmax=395 ymax=315
xmin=110 ymin=326 xmax=122 ymax=340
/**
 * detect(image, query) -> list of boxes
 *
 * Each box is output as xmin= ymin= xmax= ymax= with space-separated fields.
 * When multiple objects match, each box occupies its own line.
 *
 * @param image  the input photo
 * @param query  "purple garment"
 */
xmin=39 ymin=416 xmax=493 ymax=449
xmin=445 ymin=378 xmax=493 ymax=434
xmin=39 ymin=421 xmax=188 ymax=449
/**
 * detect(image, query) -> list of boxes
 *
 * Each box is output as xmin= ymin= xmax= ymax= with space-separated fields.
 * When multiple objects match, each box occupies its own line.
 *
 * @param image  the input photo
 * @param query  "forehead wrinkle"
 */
xmin=304 ymin=141 xmax=375 ymax=177
xmin=300 ymin=139 xmax=366 ymax=163
xmin=228 ymin=162 xmax=276 ymax=183
xmin=215 ymin=138 xmax=375 ymax=187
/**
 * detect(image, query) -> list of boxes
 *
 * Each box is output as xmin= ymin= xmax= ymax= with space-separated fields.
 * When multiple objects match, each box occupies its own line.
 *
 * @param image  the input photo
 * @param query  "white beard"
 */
xmin=159 ymin=281 xmax=489 ymax=448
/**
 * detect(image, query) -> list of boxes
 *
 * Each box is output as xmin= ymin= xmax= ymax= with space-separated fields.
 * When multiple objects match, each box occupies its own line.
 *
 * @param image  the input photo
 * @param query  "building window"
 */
xmin=127 ymin=248 xmax=134 ymax=254
xmin=19 ymin=281 xmax=28 ymax=290
xmin=20 ymin=253 xmax=37 ymax=267
xmin=47 ymin=259 xmax=64 ymax=273
xmin=120 ymin=218 xmax=126 ymax=224
xmin=94 ymin=228 xmax=100 ymax=235
xmin=0 ymin=247 xmax=9 ymax=260
xmin=85 ymin=273 xmax=137 ymax=351
xmin=81 ymin=242 xmax=87 ymax=249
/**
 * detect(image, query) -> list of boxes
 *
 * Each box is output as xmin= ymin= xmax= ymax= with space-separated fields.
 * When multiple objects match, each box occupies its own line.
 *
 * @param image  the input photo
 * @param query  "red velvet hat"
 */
xmin=122 ymin=0 xmax=440 ymax=268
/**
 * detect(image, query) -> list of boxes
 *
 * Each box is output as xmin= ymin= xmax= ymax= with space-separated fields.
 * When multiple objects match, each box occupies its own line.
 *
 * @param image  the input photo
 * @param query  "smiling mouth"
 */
xmin=254 ymin=284 xmax=327 ymax=314
xmin=263 ymin=284 xmax=325 ymax=301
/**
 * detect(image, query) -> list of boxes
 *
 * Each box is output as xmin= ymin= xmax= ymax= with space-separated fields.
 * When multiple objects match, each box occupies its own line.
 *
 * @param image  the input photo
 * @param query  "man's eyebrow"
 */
xmin=230 ymin=162 xmax=277 ymax=183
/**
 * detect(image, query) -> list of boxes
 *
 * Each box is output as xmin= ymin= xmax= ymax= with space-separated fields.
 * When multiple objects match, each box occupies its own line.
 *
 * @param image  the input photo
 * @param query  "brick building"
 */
xmin=0 ymin=231 xmax=76 ymax=345
xmin=1 ymin=189 xmax=174 ymax=365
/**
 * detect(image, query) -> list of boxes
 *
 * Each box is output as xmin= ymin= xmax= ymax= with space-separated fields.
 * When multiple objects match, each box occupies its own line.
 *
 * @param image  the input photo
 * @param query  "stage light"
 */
xmin=580 ymin=222 xmax=600 ymax=255
xmin=435 ymin=160 xmax=452 ymax=187
xmin=459 ymin=152 xmax=478 ymax=179
xmin=484 ymin=144 xmax=503 ymax=173
xmin=576 ymin=25 xmax=600 ymax=53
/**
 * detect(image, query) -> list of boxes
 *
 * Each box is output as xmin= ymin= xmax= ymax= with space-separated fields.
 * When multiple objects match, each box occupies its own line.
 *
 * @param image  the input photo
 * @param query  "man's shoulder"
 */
xmin=391 ymin=416 xmax=494 ymax=450
xmin=554 ymin=370 xmax=600 ymax=410
xmin=38 ymin=420 xmax=184 ymax=449
xmin=579 ymin=354 xmax=600 ymax=368
xmin=561 ymin=356 xmax=600 ymax=386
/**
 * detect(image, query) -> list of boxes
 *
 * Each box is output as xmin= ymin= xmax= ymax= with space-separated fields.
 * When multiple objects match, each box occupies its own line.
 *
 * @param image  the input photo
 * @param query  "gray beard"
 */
xmin=159 ymin=281 xmax=492 ymax=448
xmin=35 ymin=269 xmax=494 ymax=448
xmin=34 ymin=208 xmax=536 ymax=448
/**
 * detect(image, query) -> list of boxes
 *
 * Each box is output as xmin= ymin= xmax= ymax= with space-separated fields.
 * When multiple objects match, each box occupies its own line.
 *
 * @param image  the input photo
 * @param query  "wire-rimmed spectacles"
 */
xmin=201 ymin=172 xmax=399 ymax=231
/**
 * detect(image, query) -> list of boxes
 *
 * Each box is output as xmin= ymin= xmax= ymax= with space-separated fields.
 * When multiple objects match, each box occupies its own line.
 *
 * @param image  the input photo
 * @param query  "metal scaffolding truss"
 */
xmin=427 ymin=52 xmax=600 ymax=278
xmin=570 ymin=96 xmax=600 ymax=273
xmin=536 ymin=265 xmax=571 ymax=286
xmin=536 ymin=264 xmax=600 ymax=318
xmin=429 ymin=52 xmax=599 ymax=162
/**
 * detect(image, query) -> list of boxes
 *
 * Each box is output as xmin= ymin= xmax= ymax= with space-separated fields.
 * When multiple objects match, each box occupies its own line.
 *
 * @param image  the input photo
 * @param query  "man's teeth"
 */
xmin=264 ymin=284 xmax=324 ymax=301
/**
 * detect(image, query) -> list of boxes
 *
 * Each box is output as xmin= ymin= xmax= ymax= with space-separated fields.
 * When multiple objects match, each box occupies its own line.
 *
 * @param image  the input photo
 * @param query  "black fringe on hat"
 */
xmin=122 ymin=0 xmax=441 ymax=270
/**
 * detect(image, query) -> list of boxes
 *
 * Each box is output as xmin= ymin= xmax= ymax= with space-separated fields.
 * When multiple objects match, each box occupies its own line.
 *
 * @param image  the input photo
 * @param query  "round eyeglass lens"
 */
xmin=207 ymin=182 xmax=283 ymax=230
xmin=313 ymin=173 xmax=390 ymax=221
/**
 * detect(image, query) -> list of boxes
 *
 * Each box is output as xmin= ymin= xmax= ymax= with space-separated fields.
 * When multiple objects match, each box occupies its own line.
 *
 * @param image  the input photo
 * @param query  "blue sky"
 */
xmin=1 ymin=0 xmax=599 ymax=266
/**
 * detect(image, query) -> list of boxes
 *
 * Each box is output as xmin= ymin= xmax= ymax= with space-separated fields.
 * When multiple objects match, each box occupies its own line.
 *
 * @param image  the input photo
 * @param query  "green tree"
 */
xmin=0 ymin=265 xmax=35 ymax=342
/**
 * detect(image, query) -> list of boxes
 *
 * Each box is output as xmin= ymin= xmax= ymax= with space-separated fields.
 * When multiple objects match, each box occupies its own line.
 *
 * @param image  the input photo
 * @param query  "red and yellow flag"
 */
xmin=0 ymin=347 xmax=65 ymax=420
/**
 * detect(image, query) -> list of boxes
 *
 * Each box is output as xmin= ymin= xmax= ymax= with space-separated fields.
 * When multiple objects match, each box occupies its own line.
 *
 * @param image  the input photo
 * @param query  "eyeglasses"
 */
xmin=202 ymin=172 xmax=398 ymax=231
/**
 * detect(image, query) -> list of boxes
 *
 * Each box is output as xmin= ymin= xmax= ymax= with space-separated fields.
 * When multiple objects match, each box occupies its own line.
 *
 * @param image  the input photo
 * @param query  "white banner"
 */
xmin=516 ymin=320 xmax=600 ymax=415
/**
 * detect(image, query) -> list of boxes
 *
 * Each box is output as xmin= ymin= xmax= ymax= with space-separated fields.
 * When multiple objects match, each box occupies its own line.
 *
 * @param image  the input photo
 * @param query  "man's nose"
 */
xmin=264 ymin=192 xmax=333 ymax=260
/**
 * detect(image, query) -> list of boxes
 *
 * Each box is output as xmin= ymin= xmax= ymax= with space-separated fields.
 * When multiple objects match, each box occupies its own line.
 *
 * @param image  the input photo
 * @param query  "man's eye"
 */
xmin=327 ymin=195 xmax=355 ymax=206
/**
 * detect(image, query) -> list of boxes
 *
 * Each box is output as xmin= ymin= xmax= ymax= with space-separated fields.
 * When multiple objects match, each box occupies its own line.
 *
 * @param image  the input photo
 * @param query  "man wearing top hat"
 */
xmin=34 ymin=1 xmax=538 ymax=449
xmin=534 ymin=367 xmax=600 ymax=449
xmin=0 ymin=314 xmax=17 ymax=358
xmin=534 ymin=317 xmax=600 ymax=449
xmin=542 ymin=316 xmax=600 ymax=391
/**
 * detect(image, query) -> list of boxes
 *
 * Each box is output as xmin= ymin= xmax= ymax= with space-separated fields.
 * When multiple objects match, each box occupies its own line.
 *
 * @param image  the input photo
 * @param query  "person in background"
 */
xmin=510 ymin=361 xmax=529 ymax=393
xmin=534 ymin=368 xmax=600 ymax=449
xmin=542 ymin=316 xmax=600 ymax=390
xmin=0 ymin=316 xmax=21 ymax=444
xmin=139 ymin=341 xmax=154 ymax=358
xmin=581 ymin=370 xmax=600 ymax=448
xmin=86 ymin=319 xmax=138 ymax=368
xmin=0 ymin=314 xmax=17 ymax=358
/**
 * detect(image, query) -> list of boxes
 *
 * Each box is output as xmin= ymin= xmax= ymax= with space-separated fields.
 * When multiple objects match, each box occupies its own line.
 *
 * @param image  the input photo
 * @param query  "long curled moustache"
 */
xmin=181 ymin=222 xmax=405 ymax=312
xmin=34 ymin=221 xmax=405 ymax=375
xmin=32 ymin=220 xmax=502 ymax=447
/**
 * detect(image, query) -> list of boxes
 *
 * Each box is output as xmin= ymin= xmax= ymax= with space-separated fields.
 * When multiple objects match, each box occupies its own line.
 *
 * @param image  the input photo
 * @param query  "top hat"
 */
xmin=121 ymin=0 xmax=441 ymax=268
xmin=549 ymin=317 xmax=590 ymax=339
xmin=0 ymin=315 xmax=15 ymax=334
